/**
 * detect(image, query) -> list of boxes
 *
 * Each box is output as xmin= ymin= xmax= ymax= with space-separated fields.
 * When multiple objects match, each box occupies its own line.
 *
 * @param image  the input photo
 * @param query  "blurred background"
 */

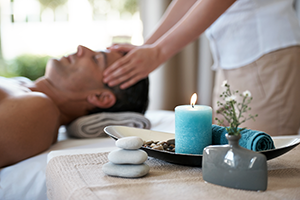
xmin=0 ymin=0 xmax=143 ymax=79
xmin=0 ymin=0 xmax=214 ymax=111
xmin=3 ymin=0 xmax=299 ymax=111
xmin=0 ymin=0 xmax=211 ymax=110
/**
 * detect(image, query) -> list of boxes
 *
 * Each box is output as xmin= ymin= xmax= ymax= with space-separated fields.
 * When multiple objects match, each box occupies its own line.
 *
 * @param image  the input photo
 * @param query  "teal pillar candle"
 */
xmin=175 ymin=105 xmax=212 ymax=154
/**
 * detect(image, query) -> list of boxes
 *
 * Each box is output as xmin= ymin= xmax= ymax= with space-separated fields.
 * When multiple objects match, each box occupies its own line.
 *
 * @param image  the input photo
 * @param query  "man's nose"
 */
xmin=77 ymin=45 xmax=84 ymax=57
xmin=77 ymin=45 xmax=93 ymax=57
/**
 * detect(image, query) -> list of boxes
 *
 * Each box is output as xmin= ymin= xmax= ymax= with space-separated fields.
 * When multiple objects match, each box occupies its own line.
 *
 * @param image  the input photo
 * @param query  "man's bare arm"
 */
xmin=0 ymin=93 xmax=60 ymax=168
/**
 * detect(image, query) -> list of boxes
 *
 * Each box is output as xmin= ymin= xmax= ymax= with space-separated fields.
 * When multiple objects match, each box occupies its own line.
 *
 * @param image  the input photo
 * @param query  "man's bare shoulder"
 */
xmin=0 ymin=77 xmax=60 ymax=133
xmin=1 ymin=92 xmax=59 ymax=116
xmin=0 ymin=92 xmax=60 ymax=133
xmin=0 ymin=92 xmax=60 ymax=167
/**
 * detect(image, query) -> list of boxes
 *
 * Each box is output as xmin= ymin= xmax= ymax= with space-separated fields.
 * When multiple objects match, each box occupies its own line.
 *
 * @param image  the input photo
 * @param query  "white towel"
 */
xmin=66 ymin=112 xmax=151 ymax=138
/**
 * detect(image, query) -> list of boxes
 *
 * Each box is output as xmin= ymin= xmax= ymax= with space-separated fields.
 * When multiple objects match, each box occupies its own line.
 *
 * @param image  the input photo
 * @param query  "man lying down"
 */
xmin=0 ymin=45 xmax=149 ymax=168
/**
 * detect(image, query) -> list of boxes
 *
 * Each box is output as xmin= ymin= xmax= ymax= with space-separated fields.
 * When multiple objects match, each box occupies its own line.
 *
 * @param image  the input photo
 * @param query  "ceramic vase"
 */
xmin=202 ymin=134 xmax=268 ymax=191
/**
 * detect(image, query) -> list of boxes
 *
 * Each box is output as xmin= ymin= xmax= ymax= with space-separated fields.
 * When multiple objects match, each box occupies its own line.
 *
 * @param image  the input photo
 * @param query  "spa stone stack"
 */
xmin=102 ymin=136 xmax=150 ymax=178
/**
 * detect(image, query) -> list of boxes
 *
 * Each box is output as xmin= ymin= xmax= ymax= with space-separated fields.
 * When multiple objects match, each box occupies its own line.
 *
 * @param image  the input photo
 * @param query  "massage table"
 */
xmin=1 ymin=110 xmax=300 ymax=200
xmin=0 ymin=110 xmax=175 ymax=200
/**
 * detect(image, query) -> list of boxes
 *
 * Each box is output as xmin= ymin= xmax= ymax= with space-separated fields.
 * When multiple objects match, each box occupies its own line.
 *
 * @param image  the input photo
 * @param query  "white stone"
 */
xmin=108 ymin=148 xmax=148 ymax=164
xmin=102 ymin=162 xmax=150 ymax=178
xmin=116 ymin=136 xmax=144 ymax=150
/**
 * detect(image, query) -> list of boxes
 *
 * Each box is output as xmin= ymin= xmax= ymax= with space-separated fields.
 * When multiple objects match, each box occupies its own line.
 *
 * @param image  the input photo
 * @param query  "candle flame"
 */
xmin=190 ymin=93 xmax=197 ymax=108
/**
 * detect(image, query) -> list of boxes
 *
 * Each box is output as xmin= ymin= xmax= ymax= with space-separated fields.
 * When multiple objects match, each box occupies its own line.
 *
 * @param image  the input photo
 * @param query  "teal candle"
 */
xmin=175 ymin=105 xmax=212 ymax=154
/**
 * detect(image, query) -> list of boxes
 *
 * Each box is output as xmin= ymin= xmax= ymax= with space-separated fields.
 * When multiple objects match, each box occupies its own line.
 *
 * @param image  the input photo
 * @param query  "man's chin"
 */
xmin=45 ymin=58 xmax=65 ymax=75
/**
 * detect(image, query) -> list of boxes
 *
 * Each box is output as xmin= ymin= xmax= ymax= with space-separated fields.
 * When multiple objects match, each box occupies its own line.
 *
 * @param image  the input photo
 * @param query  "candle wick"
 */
xmin=192 ymin=104 xmax=194 ymax=108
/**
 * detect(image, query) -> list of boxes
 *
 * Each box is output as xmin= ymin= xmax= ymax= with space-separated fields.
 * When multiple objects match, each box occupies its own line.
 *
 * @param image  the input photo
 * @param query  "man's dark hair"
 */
xmin=88 ymin=77 xmax=149 ymax=115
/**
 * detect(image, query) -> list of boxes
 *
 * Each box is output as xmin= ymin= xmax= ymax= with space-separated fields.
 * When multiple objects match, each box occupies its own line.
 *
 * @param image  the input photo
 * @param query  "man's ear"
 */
xmin=87 ymin=90 xmax=116 ymax=108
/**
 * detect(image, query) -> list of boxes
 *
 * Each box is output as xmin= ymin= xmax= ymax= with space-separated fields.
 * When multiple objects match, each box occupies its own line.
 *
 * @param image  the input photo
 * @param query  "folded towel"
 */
xmin=212 ymin=125 xmax=275 ymax=151
xmin=66 ymin=112 xmax=151 ymax=138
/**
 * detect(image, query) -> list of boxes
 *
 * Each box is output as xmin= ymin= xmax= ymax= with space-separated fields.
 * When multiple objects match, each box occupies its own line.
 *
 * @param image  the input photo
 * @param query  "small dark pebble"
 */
xmin=143 ymin=139 xmax=176 ymax=153
xmin=167 ymin=139 xmax=175 ymax=145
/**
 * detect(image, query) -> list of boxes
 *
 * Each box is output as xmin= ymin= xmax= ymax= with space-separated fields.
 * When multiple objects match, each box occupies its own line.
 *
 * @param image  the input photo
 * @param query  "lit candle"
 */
xmin=175 ymin=93 xmax=212 ymax=154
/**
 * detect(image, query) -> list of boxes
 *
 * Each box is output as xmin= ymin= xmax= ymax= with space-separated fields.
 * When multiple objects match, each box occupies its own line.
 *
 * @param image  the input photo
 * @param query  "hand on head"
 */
xmin=103 ymin=44 xmax=161 ymax=89
xmin=106 ymin=43 xmax=137 ymax=52
xmin=103 ymin=0 xmax=236 ymax=90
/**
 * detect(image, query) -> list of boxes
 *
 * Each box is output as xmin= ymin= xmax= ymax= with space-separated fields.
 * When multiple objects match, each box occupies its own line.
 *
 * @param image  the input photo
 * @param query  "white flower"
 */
xmin=243 ymin=90 xmax=251 ymax=97
xmin=221 ymin=80 xmax=228 ymax=87
xmin=225 ymin=95 xmax=236 ymax=102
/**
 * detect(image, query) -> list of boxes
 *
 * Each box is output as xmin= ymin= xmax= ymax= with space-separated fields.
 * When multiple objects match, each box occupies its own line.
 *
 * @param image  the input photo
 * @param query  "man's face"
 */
xmin=45 ymin=45 xmax=123 ymax=93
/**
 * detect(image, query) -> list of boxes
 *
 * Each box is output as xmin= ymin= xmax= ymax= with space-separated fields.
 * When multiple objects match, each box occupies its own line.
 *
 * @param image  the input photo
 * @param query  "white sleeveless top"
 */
xmin=205 ymin=0 xmax=300 ymax=70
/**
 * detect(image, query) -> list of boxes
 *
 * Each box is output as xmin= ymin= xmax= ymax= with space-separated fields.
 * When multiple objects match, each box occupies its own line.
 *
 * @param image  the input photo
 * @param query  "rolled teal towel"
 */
xmin=212 ymin=124 xmax=275 ymax=151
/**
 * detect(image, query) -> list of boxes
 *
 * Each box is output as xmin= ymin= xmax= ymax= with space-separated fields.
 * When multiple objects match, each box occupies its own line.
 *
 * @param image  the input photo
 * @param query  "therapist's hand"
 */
xmin=107 ymin=43 xmax=136 ymax=52
xmin=103 ymin=44 xmax=161 ymax=89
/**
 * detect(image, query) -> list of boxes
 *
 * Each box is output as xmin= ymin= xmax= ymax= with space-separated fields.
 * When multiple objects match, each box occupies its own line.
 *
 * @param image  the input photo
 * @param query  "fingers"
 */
xmin=106 ymin=43 xmax=125 ymax=49
xmin=107 ymin=44 xmax=136 ymax=53
xmin=104 ymin=48 xmax=139 ymax=79
xmin=103 ymin=59 xmax=136 ymax=86
xmin=103 ymin=56 xmax=129 ymax=77
xmin=120 ymin=75 xmax=144 ymax=89
xmin=108 ymin=69 xmax=145 ymax=89
xmin=104 ymin=57 xmax=145 ymax=88
xmin=103 ymin=44 xmax=157 ymax=89
xmin=106 ymin=67 xmax=134 ymax=87
xmin=104 ymin=60 xmax=140 ymax=87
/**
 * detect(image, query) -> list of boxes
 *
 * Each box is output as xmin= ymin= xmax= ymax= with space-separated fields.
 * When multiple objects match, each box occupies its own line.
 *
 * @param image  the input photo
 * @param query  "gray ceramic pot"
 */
xmin=202 ymin=134 xmax=268 ymax=191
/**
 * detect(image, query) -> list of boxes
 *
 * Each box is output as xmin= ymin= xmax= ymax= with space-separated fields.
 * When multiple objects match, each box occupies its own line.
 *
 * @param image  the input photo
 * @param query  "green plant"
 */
xmin=7 ymin=54 xmax=50 ymax=80
xmin=38 ymin=0 xmax=68 ymax=10
xmin=215 ymin=80 xmax=258 ymax=135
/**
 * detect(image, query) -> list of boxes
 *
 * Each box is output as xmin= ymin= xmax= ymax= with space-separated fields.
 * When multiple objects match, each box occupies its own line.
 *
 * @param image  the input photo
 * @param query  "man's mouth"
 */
xmin=64 ymin=55 xmax=71 ymax=63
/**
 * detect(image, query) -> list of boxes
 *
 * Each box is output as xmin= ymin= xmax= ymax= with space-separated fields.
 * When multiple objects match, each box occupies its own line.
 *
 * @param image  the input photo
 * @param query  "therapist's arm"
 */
xmin=104 ymin=0 xmax=236 ymax=89
xmin=155 ymin=0 xmax=235 ymax=64
xmin=108 ymin=0 xmax=197 ymax=52
xmin=145 ymin=0 xmax=197 ymax=44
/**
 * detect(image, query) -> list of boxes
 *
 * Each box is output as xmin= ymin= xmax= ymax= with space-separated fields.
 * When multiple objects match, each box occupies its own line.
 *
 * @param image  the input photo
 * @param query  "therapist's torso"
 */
xmin=205 ymin=0 xmax=300 ymax=70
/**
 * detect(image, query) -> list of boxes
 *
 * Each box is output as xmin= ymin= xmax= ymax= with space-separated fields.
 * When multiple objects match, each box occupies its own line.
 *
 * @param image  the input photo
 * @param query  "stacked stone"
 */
xmin=102 ymin=136 xmax=150 ymax=178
